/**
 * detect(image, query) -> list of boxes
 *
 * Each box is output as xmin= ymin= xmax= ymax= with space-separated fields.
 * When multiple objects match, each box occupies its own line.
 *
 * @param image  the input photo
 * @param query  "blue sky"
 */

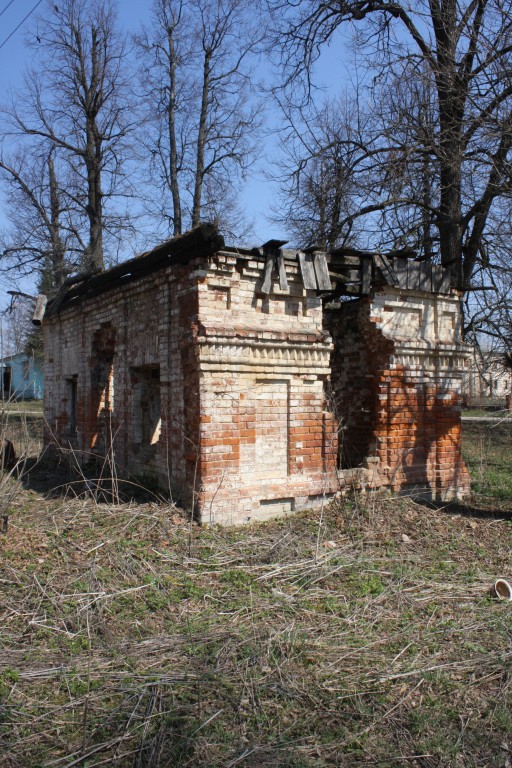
xmin=0 ymin=0 xmax=351 ymax=303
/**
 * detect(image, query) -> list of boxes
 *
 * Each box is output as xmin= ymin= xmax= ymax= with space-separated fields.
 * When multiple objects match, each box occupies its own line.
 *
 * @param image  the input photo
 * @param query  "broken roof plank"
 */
xmin=262 ymin=238 xmax=288 ymax=251
xmin=313 ymin=252 xmax=332 ymax=290
xmin=407 ymin=261 xmax=421 ymax=291
xmin=297 ymin=251 xmax=318 ymax=290
xmin=329 ymin=270 xmax=360 ymax=283
xmin=277 ymin=253 xmax=289 ymax=291
xmin=439 ymin=266 xmax=452 ymax=294
xmin=32 ymin=294 xmax=48 ymax=326
xmin=394 ymin=258 xmax=408 ymax=290
xmin=261 ymin=255 xmax=274 ymax=294
xmin=373 ymin=253 xmax=399 ymax=286
xmin=431 ymin=264 xmax=445 ymax=293
xmin=361 ymin=257 xmax=372 ymax=294
xmin=419 ymin=261 xmax=432 ymax=292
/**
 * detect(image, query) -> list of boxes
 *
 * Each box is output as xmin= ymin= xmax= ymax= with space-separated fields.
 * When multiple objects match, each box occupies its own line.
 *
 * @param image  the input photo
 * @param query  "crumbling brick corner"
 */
xmin=326 ymin=287 xmax=471 ymax=502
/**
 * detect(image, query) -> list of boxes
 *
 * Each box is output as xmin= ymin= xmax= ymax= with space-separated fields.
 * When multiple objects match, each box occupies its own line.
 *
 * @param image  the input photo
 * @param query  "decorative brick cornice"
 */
xmin=197 ymin=321 xmax=329 ymax=345
xmin=198 ymin=336 xmax=332 ymax=373
xmin=391 ymin=343 xmax=470 ymax=374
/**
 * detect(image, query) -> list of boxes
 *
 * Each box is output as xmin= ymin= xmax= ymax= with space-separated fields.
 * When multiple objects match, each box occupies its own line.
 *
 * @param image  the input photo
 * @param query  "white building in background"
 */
xmin=462 ymin=347 xmax=512 ymax=406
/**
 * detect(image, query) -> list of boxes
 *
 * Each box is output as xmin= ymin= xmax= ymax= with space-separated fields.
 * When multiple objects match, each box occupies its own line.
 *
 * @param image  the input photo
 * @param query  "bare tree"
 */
xmin=136 ymin=0 xmax=187 ymax=237
xmin=368 ymin=61 xmax=441 ymax=256
xmin=2 ymin=0 xmax=133 ymax=272
xmin=136 ymin=0 xmax=262 ymax=238
xmin=0 ymin=298 xmax=33 ymax=356
xmin=270 ymin=96 xmax=369 ymax=249
xmin=269 ymin=0 xmax=512 ymax=290
xmin=0 ymin=147 xmax=74 ymax=290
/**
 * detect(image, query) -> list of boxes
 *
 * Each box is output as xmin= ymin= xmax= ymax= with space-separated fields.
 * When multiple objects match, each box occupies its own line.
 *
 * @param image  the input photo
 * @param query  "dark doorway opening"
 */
xmin=2 ymin=366 xmax=12 ymax=399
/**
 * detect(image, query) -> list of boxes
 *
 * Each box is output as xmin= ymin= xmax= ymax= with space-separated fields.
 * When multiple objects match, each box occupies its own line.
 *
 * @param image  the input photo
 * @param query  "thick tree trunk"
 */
xmin=48 ymin=152 xmax=67 ymax=288
xmin=432 ymin=0 xmax=466 ymax=286
xmin=192 ymin=49 xmax=211 ymax=228
xmin=437 ymin=152 xmax=463 ymax=284
xmin=329 ymin=156 xmax=346 ymax=249
xmin=421 ymin=152 xmax=434 ymax=261
xmin=83 ymin=117 xmax=104 ymax=272
xmin=167 ymin=25 xmax=182 ymax=236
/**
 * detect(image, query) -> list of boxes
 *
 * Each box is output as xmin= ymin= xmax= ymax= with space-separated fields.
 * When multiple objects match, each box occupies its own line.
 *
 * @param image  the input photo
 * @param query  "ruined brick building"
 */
xmin=41 ymin=224 xmax=470 ymax=524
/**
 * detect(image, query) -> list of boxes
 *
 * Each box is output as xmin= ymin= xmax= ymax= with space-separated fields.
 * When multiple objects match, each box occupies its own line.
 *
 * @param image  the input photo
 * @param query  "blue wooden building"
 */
xmin=0 ymin=352 xmax=44 ymax=400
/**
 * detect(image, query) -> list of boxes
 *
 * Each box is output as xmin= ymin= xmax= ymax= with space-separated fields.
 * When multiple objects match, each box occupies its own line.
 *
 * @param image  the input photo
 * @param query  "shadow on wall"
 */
xmin=383 ymin=370 xmax=467 ymax=499
xmin=89 ymin=323 xmax=116 ymax=455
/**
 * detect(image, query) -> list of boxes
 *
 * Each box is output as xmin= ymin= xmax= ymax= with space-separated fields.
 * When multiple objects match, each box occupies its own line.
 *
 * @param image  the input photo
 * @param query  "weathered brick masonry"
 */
xmin=42 ymin=225 xmax=469 ymax=524
xmin=326 ymin=289 xmax=470 ymax=499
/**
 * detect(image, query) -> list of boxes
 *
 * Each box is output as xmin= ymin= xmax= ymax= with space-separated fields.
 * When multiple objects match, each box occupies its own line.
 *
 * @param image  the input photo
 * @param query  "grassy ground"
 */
xmin=462 ymin=421 xmax=512 ymax=502
xmin=462 ymin=409 xmax=511 ymax=418
xmin=0 ymin=398 xmax=44 ymax=414
xmin=0 ymin=422 xmax=511 ymax=767
xmin=1 ymin=400 xmax=44 ymax=461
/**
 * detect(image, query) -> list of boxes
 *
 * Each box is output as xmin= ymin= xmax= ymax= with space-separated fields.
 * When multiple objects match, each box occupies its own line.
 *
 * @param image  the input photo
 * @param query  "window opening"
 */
xmin=68 ymin=376 xmax=78 ymax=435
xmin=2 ymin=366 xmax=11 ymax=399
xmin=132 ymin=365 xmax=161 ymax=446
xmin=90 ymin=323 xmax=116 ymax=452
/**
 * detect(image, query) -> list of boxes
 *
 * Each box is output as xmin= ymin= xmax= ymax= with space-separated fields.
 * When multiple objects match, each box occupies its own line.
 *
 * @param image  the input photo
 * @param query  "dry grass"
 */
xmin=0 ymin=421 xmax=511 ymax=767
xmin=0 ymin=399 xmax=44 ymax=458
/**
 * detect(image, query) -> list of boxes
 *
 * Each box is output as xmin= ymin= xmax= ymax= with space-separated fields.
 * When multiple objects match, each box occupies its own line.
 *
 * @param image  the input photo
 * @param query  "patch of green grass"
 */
xmin=462 ymin=408 xmax=504 ymax=417
xmin=1 ymin=399 xmax=43 ymax=414
xmin=490 ymin=703 xmax=512 ymax=732
xmin=219 ymin=568 xmax=256 ymax=588
xmin=462 ymin=423 xmax=512 ymax=501
xmin=0 ymin=668 xmax=20 ymax=700
xmin=348 ymin=571 xmax=386 ymax=597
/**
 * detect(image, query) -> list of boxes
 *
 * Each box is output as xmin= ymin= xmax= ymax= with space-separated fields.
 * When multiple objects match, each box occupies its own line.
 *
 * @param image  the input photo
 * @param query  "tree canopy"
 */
xmin=0 ymin=0 xmax=134 ymax=284
xmin=269 ymin=0 xmax=512 ymax=291
xmin=1 ymin=0 xmax=512 ymax=346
